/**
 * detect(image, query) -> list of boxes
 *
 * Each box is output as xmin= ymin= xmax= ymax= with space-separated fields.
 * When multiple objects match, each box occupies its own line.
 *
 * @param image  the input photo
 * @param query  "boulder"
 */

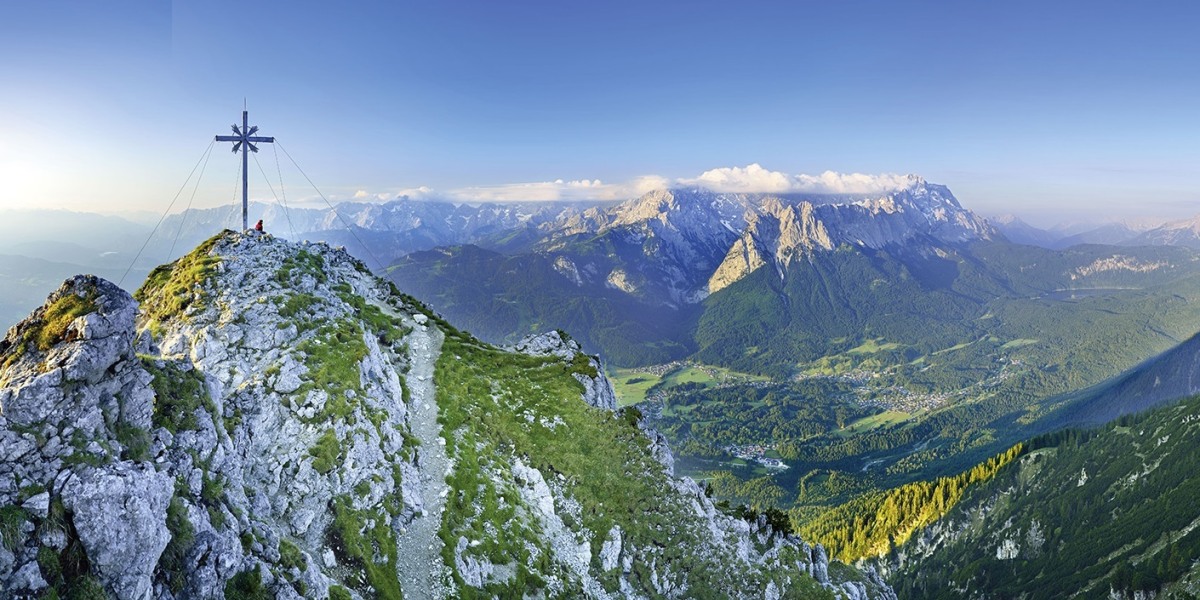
xmin=61 ymin=463 xmax=173 ymax=600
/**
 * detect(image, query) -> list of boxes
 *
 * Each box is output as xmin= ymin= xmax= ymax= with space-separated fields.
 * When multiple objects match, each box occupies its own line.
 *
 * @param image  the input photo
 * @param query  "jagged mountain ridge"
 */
xmin=1128 ymin=215 xmax=1200 ymax=249
xmin=0 ymin=231 xmax=893 ymax=599
xmin=387 ymin=178 xmax=1002 ymax=367
xmin=530 ymin=177 xmax=994 ymax=303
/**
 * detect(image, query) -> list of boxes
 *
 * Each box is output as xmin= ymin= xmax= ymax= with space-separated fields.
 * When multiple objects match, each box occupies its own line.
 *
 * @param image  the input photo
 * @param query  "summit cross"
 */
xmin=215 ymin=109 xmax=274 ymax=231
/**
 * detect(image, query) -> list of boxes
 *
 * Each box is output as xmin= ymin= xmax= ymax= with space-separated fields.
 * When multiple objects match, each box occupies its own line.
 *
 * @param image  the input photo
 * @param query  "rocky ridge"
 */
xmin=0 ymin=230 xmax=893 ymax=599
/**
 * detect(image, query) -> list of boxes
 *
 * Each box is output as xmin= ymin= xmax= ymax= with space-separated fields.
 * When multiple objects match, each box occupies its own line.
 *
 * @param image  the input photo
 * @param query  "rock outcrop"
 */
xmin=61 ymin=463 xmax=174 ymax=600
xmin=510 ymin=330 xmax=618 ymax=410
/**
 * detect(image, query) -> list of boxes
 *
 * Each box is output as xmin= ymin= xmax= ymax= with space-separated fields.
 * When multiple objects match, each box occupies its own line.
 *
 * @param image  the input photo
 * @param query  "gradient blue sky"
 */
xmin=0 ymin=0 xmax=1197 ymax=225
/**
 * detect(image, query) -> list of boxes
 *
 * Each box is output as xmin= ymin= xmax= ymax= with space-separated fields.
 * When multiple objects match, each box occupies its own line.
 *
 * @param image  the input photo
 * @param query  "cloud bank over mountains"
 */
xmin=680 ymin=164 xmax=922 ymax=195
xmin=356 ymin=164 xmax=922 ymax=204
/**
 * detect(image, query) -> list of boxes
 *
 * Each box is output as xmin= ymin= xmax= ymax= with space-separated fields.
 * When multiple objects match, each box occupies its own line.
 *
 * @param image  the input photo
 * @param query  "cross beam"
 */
xmin=215 ymin=110 xmax=274 ymax=231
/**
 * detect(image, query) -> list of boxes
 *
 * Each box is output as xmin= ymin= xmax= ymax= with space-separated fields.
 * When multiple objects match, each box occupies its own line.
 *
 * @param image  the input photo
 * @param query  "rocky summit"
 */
xmin=0 ymin=230 xmax=893 ymax=599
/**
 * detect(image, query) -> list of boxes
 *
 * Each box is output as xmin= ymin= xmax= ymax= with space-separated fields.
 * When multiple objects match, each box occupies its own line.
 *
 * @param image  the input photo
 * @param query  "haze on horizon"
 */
xmin=1 ymin=1 xmax=1197 ymax=228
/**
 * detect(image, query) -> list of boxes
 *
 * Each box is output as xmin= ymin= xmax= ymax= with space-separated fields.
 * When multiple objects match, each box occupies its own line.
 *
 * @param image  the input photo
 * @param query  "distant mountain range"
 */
xmin=147 ymin=199 xmax=607 ymax=269
xmin=989 ymin=214 xmax=1200 ymax=250
xmin=1128 ymin=215 xmax=1200 ymax=249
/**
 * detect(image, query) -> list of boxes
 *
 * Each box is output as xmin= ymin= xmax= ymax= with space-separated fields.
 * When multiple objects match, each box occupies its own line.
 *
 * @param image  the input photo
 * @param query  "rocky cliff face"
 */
xmin=0 ymin=231 xmax=892 ymax=599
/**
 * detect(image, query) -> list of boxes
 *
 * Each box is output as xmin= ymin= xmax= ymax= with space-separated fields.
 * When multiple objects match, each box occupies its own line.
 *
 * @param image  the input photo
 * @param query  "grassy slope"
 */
xmin=434 ymin=328 xmax=834 ymax=598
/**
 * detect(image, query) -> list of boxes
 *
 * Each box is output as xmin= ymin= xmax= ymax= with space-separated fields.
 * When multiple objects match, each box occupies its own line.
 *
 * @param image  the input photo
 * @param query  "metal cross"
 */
xmin=215 ymin=109 xmax=274 ymax=231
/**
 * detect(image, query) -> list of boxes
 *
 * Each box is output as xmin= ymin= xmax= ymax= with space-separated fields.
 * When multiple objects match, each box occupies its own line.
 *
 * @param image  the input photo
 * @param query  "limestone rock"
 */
xmin=708 ymin=229 xmax=769 ymax=294
xmin=61 ymin=463 xmax=173 ymax=600
xmin=8 ymin=559 xmax=48 ymax=594
xmin=509 ymin=329 xmax=580 ymax=361
xmin=812 ymin=544 xmax=830 ymax=585
xmin=454 ymin=536 xmax=494 ymax=588
xmin=599 ymin=525 xmax=623 ymax=572
xmin=21 ymin=491 xmax=49 ymax=518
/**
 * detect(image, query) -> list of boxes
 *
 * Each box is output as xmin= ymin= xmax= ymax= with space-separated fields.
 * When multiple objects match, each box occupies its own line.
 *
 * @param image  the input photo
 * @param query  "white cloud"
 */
xmin=680 ymin=164 xmax=920 ymax=195
xmin=688 ymin=164 xmax=795 ymax=193
xmin=630 ymin=175 xmax=672 ymax=195
xmin=792 ymin=171 xmax=921 ymax=194
xmin=394 ymin=186 xmax=437 ymax=200
xmin=447 ymin=177 xmax=669 ymax=203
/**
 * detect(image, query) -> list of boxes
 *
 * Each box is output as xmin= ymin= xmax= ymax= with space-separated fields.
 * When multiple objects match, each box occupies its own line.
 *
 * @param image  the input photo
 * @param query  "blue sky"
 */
xmin=0 ymin=1 xmax=1197 ymax=225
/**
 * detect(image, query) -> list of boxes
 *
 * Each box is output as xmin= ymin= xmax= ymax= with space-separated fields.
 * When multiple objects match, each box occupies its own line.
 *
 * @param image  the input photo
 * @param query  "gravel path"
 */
xmin=396 ymin=316 xmax=450 ymax=599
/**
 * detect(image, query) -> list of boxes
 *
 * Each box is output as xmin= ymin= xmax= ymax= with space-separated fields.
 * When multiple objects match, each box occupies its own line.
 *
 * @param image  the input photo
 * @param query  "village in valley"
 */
xmin=725 ymin=444 xmax=789 ymax=469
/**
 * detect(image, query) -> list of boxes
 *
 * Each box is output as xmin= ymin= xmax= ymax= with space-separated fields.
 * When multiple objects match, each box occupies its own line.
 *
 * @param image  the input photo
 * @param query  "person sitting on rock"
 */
xmin=255 ymin=219 xmax=264 ymax=232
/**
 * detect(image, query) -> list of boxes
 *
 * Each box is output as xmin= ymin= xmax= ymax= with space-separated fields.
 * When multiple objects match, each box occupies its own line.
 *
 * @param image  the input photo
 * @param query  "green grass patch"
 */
xmin=335 ymin=285 xmax=412 ymax=346
xmin=610 ymin=363 xmax=766 ymax=406
xmin=114 ymin=422 xmax=151 ymax=462
xmin=328 ymin=497 xmax=402 ymax=599
xmin=569 ymin=351 xmax=599 ymax=379
xmin=835 ymin=411 xmax=912 ymax=437
xmin=1 ymin=286 xmax=99 ymax=374
xmin=0 ymin=505 xmax=28 ymax=550
xmin=141 ymin=357 xmax=213 ymax=434
xmin=36 ymin=289 xmax=98 ymax=351
xmin=277 ymin=293 xmax=320 ymax=321
xmin=309 ymin=430 xmax=343 ymax=474
xmin=295 ymin=320 xmax=368 ymax=422
xmin=201 ymin=473 xmax=226 ymax=506
xmin=136 ymin=231 xmax=226 ymax=332
xmin=278 ymin=538 xmax=306 ymax=571
xmin=276 ymin=248 xmax=328 ymax=286
xmin=225 ymin=568 xmax=270 ymax=600
xmin=160 ymin=496 xmax=195 ymax=594
xmin=1000 ymin=338 xmax=1039 ymax=350
xmin=847 ymin=338 xmax=903 ymax=355
xmin=932 ymin=340 xmax=975 ymax=355
xmin=609 ymin=367 xmax=665 ymax=406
